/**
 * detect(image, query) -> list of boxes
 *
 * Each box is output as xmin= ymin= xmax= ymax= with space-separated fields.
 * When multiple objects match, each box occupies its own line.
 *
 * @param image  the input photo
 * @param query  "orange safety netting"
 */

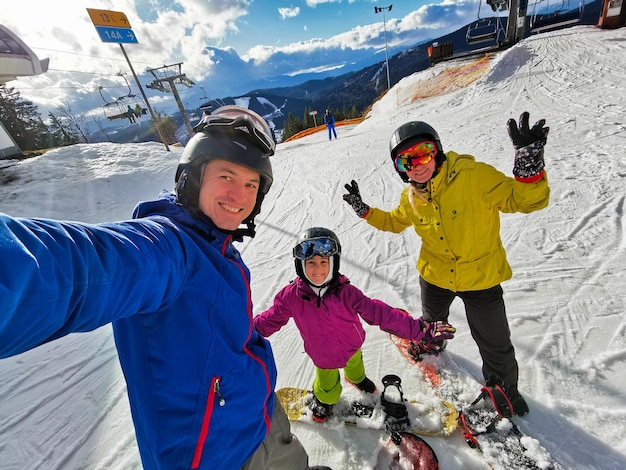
xmin=398 ymin=55 xmax=491 ymax=105
xmin=282 ymin=117 xmax=364 ymax=143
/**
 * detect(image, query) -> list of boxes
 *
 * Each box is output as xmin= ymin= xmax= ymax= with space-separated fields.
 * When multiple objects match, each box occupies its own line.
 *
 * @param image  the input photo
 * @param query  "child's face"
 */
xmin=304 ymin=256 xmax=330 ymax=284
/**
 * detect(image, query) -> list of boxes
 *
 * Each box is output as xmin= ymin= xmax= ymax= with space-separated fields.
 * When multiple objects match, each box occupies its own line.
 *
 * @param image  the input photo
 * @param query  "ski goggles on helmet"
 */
xmin=293 ymin=237 xmax=339 ymax=260
xmin=193 ymin=105 xmax=275 ymax=156
xmin=394 ymin=141 xmax=437 ymax=172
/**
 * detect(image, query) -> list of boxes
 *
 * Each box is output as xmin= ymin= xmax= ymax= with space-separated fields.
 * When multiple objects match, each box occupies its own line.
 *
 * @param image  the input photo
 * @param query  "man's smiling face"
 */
xmin=197 ymin=159 xmax=260 ymax=231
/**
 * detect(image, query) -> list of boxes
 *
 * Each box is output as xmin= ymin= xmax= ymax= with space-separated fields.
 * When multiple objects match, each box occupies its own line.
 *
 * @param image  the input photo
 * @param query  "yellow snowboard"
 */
xmin=276 ymin=387 xmax=457 ymax=437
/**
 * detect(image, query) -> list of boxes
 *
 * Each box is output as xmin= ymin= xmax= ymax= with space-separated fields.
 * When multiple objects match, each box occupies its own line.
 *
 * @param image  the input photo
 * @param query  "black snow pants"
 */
xmin=419 ymin=277 xmax=519 ymax=390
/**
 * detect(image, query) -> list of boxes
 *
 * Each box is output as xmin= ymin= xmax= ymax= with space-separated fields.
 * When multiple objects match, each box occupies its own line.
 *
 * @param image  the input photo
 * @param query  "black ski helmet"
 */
xmin=293 ymin=227 xmax=342 ymax=286
xmin=175 ymin=105 xmax=275 ymax=239
xmin=389 ymin=121 xmax=446 ymax=183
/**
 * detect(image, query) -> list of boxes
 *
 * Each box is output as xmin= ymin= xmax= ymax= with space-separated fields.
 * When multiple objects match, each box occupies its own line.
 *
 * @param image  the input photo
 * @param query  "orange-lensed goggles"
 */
xmin=394 ymin=141 xmax=437 ymax=172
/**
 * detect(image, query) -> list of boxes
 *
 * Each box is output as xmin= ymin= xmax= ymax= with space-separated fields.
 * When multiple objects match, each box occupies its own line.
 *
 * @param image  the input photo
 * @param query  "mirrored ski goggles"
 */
xmin=293 ymin=237 xmax=339 ymax=260
xmin=394 ymin=141 xmax=437 ymax=172
xmin=193 ymin=105 xmax=275 ymax=156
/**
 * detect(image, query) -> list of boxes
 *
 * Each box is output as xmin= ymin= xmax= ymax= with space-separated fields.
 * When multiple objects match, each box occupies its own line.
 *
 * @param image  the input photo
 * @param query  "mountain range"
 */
xmin=92 ymin=2 xmax=603 ymax=144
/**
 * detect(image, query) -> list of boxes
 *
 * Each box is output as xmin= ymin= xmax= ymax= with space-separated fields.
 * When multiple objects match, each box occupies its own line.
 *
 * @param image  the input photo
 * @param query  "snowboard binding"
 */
xmin=458 ymin=383 xmax=520 ymax=448
xmin=478 ymin=383 xmax=515 ymax=418
xmin=380 ymin=374 xmax=410 ymax=433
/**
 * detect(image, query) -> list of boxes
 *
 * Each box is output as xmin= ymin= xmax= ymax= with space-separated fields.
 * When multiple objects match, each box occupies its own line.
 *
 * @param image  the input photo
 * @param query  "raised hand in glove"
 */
xmin=418 ymin=318 xmax=456 ymax=343
xmin=343 ymin=180 xmax=370 ymax=218
xmin=507 ymin=111 xmax=549 ymax=183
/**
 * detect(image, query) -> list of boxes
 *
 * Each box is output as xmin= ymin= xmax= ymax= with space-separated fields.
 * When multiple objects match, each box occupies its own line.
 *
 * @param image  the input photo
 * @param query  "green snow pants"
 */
xmin=313 ymin=349 xmax=366 ymax=405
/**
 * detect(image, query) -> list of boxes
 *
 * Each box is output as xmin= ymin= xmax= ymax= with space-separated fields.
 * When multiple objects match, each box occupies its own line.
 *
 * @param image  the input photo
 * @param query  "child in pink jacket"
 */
xmin=254 ymin=227 xmax=455 ymax=422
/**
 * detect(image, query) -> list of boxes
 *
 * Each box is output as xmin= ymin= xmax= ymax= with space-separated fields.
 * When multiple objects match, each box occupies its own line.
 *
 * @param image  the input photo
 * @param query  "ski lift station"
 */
xmin=0 ymin=25 xmax=49 ymax=158
xmin=428 ymin=0 xmax=623 ymax=66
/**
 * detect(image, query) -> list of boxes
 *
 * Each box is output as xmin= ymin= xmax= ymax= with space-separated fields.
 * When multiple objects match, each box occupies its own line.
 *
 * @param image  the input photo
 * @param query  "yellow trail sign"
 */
xmin=87 ymin=8 xmax=132 ymax=29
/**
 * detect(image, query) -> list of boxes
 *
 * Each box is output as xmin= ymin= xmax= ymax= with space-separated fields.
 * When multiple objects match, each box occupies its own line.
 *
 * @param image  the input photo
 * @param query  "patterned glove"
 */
xmin=343 ymin=180 xmax=370 ymax=218
xmin=507 ymin=111 xmax=549 ymax=183
xmin=419 ymin=318 xmax=456 ymax=343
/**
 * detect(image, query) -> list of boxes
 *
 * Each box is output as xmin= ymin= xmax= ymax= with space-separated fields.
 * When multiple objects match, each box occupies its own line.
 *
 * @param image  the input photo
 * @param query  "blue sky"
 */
xmin=231 ymin=1 xmax=430 ymax=52
xmin=0 ymin=0 xmax=486 ymax=119
xmin=130 ymin=1 xmax=438 ymax=52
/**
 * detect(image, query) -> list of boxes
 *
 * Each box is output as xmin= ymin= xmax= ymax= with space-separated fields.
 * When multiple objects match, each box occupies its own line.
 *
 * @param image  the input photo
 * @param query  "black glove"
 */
xmin=507 ymin=112 xmax=549 ymax=182
xmin=343 ymin=180 xmax=370 ymax=218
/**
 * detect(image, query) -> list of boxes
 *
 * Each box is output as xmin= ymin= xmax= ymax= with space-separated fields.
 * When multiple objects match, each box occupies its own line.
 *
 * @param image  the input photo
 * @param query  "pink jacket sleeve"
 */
xmin=253 ymin=284 xmax=294 ymax=337
xmin=343 ymin=284 xmax=425 ymax=342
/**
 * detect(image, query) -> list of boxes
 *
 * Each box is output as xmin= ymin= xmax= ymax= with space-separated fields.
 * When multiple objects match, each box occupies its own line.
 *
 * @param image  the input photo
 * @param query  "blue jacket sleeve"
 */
xmin=0 ymin=214 xmax=186 ymax=358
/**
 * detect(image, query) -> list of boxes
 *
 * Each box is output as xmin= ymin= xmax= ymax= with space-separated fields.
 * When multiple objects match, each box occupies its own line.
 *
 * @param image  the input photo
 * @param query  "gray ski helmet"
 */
xmin=293 ymin=227 xmax=342 ymax=285
xmin=175 ymin=105 xmax=274 ymax=238
xmin=389 ymin=121 xmax=445 ymax=182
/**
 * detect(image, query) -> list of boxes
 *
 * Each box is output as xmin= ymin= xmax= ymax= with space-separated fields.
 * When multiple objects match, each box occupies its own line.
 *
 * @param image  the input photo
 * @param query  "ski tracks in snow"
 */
xmin=489 ymin=28 xmax=626 ymax=462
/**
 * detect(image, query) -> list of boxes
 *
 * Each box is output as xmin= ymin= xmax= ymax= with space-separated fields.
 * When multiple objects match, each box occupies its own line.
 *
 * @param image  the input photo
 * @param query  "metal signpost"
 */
xmin=374 ymin=5 xmax=393 ymax=91
xmin=87 ymin=8 xmax=169 ymax=150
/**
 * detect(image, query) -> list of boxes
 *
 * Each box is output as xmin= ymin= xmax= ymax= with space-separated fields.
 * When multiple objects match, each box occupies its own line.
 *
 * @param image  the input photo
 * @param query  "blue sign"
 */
xmin=95 ymin=26 xmax=138 ymax=44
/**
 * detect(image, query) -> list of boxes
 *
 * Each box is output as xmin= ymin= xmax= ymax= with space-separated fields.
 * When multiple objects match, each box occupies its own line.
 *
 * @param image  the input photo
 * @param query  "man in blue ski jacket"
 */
xmin=0 ymin=106 xmax=329 ymax=470
xmin=323 ymin=109 xmax=337 ymax=140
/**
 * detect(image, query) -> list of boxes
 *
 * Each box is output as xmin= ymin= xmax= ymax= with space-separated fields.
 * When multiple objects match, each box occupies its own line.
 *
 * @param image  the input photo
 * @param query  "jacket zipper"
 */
xmin=191 ymin=376 xmax=225 ymax=469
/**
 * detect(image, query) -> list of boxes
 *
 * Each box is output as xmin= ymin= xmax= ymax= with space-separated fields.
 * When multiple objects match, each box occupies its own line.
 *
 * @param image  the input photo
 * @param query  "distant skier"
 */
xmin=134 ymin=104 xmax=142 ymax=122
xmin=254 ymin=226 xmax=455 ymax=423
xmin=324 ymin=109 xmax=337 ymax=140
xmin=343 ymin=112 xmax=551 ymax=416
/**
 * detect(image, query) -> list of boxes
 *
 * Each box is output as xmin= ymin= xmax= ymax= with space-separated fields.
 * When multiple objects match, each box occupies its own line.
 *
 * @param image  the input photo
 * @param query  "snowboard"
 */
xmin=389 ymin=334 xmax=566 ymax=470
xmin=276 ymin=384 xmax=457 ymax=437
xmin=375 ymin=431 xmax=439 ymax=470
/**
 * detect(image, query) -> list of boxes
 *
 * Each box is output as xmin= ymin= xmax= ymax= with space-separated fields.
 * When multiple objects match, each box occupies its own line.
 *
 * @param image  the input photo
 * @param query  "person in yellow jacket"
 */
xmin=342 ymin=112 xmax=550 ymax=416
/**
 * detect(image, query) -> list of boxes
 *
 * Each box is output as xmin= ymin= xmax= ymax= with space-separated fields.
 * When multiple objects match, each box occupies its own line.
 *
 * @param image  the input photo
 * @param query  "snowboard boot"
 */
xmin=485 ymin=378 xmax=529 ymax=417
xmin=507 ymin=389 xmax=529 ymax=416
xmin=309 ymin=394 xmax=332 ymax=423
xmin=347 ymin=376 xmax=377 ymax=394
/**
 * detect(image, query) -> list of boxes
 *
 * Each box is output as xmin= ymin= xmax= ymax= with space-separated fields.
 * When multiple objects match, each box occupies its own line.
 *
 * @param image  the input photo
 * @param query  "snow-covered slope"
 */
xmin=0 ymin=26 xmax=624 ymax=469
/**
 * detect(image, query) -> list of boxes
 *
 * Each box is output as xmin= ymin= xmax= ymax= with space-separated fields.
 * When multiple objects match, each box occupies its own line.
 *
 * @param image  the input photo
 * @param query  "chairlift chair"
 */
xmin=102 ymin=96 xmax=146 ymax=121
xmin=529 ymin=0 xmax=585 ymax=34
xmin=466 ymin=0 xmax=509 ymax=45
xmin=98 ymin=75 xmax=147 ymax=122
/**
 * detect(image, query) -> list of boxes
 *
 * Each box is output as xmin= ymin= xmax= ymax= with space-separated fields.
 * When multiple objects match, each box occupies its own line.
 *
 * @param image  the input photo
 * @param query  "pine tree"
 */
xmin=282 ymin=112 xmax=305 ymax=141
xmin=0 ymin=85 xmax=49 ymax=151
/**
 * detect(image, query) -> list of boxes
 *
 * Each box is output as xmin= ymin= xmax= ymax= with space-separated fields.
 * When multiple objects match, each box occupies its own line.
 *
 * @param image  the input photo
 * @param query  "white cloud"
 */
xmin=278 ymin=7 xmax=300 ymax=19
xmin=305 ymin=0 xmax=342 ymax=7
xmin=2 ymin=0 xmax=481 ymax=119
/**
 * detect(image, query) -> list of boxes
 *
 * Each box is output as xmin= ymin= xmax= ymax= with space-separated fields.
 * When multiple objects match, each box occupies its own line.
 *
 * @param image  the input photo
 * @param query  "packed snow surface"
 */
xmin=0 ymin=26 xmax=625 ymax=469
